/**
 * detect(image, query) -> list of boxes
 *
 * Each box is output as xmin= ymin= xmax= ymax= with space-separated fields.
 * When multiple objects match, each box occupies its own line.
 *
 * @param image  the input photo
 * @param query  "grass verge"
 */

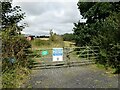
xmin=2 ymin=67 xmax=31 ymax=88
xmin=96 ymin=63 xmax=116 ymax=74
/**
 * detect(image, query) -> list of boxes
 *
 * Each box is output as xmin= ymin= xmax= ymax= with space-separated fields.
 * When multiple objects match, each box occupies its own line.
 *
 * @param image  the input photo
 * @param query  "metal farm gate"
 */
xmin=29 ymin=46 xmax=99 ymax=69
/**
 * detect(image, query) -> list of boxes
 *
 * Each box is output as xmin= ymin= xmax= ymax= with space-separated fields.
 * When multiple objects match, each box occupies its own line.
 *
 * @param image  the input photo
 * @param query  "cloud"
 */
xmin=12 ymin=0 xmax=86 ymax=36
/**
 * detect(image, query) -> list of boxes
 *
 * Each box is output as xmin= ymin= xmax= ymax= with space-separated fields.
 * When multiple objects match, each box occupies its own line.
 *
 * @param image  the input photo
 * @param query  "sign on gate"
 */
xmin=41 ymin=50 xmax=48 ymax=56
xmin=53 ymin=48 xmax=63 ymax=61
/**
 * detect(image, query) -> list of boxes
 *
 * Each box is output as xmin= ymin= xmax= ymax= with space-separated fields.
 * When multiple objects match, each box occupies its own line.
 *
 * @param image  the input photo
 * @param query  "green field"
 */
xmin=31 ymin=39 xmax=75 ymax=49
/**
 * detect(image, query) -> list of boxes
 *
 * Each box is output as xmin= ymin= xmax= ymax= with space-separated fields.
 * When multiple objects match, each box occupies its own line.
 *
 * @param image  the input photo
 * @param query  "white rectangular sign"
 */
xmin=53 ymin=48 xmax=63 ymax=61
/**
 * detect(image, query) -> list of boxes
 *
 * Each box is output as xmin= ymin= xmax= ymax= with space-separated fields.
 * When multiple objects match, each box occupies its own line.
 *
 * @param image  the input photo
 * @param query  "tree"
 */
xmin=49 ymin=29 xmax=54 ymax=41
xmin=62 ymin=33 xmax=74 ymax=41
xmin=49 ymin=30 xmax=63 ymax=43
xmin=73 ymin=2 xmax=120 ymax=73
xmin=74 ymin=2 xmax=120 ymax=46
xmin=1 ymin=1 xmax=26 ymax=34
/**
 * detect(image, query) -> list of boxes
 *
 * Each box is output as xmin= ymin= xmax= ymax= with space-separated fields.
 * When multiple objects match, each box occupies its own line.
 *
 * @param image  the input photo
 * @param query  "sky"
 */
xmin=12 ymin=0 xmax=86 ymax=36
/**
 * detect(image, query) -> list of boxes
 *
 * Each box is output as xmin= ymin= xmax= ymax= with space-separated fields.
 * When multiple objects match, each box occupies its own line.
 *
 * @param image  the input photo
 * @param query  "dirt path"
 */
xmin=23 ymin=65 xmax=118 ymax=88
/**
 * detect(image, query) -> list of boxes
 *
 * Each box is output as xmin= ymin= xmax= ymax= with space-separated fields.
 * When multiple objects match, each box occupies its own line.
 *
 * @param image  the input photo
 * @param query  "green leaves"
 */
xmin=1 ymin=2 xmax=33 ymax=88
xmin=62 ymin=33 xmax=74 ymax=41
xmin=2 ymin=2 xmax=32 ymax=71
xmin=1 ymin=2 xmax=25 ymax=29
xmin=73 ymin=2 xmax=120 ymax=72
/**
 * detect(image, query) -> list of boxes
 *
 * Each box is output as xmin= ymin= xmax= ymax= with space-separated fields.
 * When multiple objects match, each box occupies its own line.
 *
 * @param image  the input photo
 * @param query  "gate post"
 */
xmin=66 ymin=48 xmax=70 ymax=67
xmin=66 ymin=52 xmax=70 ymax=67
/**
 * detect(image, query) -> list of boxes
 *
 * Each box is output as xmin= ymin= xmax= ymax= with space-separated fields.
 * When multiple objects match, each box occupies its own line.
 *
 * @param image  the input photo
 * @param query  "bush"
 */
xmin=108 ymin=44 xmax=120 ymax=73
xmin=2 ymin=28 xmax=32 ymax=72
xmin=2 ymin=28 xmax=33 ymax=87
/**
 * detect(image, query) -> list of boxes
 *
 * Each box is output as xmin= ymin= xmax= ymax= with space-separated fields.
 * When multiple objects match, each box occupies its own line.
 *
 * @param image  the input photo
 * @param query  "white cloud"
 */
xmin=12 ymin=0 xmax=86 ymax=36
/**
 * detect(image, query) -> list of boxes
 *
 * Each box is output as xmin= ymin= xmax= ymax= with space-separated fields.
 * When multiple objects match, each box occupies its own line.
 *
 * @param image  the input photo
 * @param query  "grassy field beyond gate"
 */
xmin=31 ymin=38 xmax=76 ymax=49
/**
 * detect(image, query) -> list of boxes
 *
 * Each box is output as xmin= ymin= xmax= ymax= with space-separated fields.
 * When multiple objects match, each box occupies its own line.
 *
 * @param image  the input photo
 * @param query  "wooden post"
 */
xmin=66 ymin=48 xmax=70 ymax=67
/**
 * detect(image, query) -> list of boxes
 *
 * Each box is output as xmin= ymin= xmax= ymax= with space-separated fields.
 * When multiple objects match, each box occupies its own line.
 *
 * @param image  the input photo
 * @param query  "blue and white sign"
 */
xmin=53 ymin=48 xmax=63 ymax=61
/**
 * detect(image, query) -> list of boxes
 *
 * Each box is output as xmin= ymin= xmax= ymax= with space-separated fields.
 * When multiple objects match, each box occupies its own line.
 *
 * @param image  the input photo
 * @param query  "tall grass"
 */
xmin=2 ymin=67 xmax=30 ymax=88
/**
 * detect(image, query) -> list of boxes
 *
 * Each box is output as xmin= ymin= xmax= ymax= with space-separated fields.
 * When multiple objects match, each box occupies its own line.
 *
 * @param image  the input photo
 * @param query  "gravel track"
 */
xmin=23 ymin=65 xmax=118 ymax=88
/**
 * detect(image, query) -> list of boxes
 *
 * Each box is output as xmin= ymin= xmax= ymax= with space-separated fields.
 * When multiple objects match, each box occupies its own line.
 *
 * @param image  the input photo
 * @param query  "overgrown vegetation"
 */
xmin=2 ymin=27 xmax=32 ymax=71
xmin=73 ymin=2 xmax=120 ymax=73
xmin=1 ymin=2 xmax=33 ymax=88
xmin=2 ymin=67 xmax=30 ymax=88
xmin=49 ymin=30 xmax=63 ymax=43
xmin=31 ymin=30 xmax=64 ymax=48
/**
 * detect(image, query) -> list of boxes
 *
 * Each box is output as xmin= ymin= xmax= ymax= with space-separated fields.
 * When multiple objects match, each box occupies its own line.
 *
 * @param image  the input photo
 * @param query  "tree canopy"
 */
xmin=1 ymin=2 xmax=26 ymax=34
xmin=62 ymin=33 xmax=75 ymax=41
xmin=73 ymin=2 xmax=120 ymax=73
